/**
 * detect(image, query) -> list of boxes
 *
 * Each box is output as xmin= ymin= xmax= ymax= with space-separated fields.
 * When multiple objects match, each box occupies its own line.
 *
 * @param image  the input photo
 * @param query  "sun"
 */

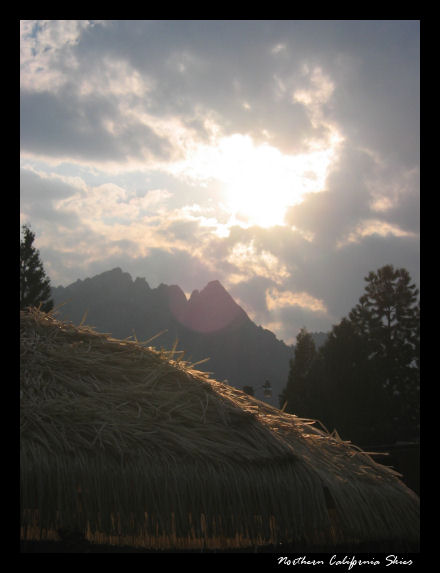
xmin=213 ymin=134 xmax=339 ymax=228
xmin=174 ymin=131 xmax=342 ymax=229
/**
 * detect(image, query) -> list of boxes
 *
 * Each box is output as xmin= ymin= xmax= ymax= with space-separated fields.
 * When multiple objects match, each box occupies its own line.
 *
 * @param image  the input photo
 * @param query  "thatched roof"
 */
xmin=20 ymin=308 xmax=419 ymax=551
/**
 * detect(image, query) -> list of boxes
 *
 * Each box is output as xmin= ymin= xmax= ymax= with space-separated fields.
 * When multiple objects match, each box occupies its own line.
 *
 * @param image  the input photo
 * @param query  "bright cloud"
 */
xmin=56 ymin=184 xmax=172 ymax=222
xmin=171 ymin=131 xmax=342 ymax=228
xmin=226 ymin=240 xmax=290 ymax=285
xmin=293 ymin=65 xmax=336 ymax=129
xmin=337 ymin=219 xmax=418 ymax=248
xmin=266 ymin=287 xmax=327 ymax=314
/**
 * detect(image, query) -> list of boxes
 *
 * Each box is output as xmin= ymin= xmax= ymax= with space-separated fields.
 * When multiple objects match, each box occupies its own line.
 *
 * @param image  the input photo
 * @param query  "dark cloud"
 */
xmin=317 ymin=21 xmax=419 ymax=169
xmin=21 ymin=167 xmax=76 ymax=203
xmin=20 ymin=90 xmax=173 ymax=164
xmin=374 ymin=170 xmax=420 ymax=236
xmin=286 ymin=144 xmax=378 ymax=244
xmin=272 ymin=304 xmax=332 ymax=339
xmin=282 ymin=231 xmax=420 ymax=322
xmin=229 ymin=275 xmax=275 ymax=319
xmin=20 ymin=167 xmax=83 ymax=228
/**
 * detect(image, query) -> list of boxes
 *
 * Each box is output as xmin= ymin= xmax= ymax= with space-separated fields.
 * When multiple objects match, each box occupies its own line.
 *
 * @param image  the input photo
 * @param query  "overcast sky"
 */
xmin=20 ymin=20 xmax=420 ymax=344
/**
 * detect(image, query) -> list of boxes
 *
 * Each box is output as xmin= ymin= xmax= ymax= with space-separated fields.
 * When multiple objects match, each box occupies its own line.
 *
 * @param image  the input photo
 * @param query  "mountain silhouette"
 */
xmin=51 ymin=267 xmax=293 ymax=405
xmin=177 ymin=280 xmax=247 ymax=333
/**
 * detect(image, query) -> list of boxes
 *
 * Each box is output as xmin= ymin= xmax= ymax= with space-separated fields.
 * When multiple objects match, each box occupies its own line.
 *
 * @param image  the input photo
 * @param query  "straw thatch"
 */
xmin=20 ymin=308 xmax=419 ymax=551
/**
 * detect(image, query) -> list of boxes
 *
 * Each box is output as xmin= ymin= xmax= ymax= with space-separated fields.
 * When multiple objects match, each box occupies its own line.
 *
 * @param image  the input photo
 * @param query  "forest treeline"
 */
xmin=280 ymin=265 xmax=420 ymax=446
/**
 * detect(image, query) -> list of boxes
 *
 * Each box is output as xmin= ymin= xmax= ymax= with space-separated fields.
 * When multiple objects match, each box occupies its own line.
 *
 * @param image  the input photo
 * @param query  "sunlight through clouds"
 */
xmin=20 ymin=20 xmax=419 ymax=341
xmin=171 ymin=132 xmax=341 ymax=229
xmin=227 ymin=241 xmax=290 ymax=284
xmin=293 ymin=65 xmax=336 ymax=129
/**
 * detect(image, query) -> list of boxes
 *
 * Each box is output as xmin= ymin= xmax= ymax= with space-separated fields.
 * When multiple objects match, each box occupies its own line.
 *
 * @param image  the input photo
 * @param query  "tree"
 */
xmin=280 ymin=265 xmax=420 ymax=445
xmin=20 ymin=224 xmax=54 ymax=312
xmin=280 ymin=328 xmax=316 ymax=415
xmin=307 ymin=318 xmax=388 ymax=444
xmin=348 ymin=265 xmax=419 ymax=440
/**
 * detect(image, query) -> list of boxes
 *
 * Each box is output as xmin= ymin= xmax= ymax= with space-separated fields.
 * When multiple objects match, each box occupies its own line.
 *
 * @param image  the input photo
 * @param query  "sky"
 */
xmin=20 ymin=20 xmax=420 ymax=344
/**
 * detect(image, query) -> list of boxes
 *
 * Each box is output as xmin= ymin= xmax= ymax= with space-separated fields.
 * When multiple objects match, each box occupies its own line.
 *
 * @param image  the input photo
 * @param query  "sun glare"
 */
xmin=183 ymin=133 xmax=341 ymax=229
xmin=227 ymin=136 xmax=338 ymax=227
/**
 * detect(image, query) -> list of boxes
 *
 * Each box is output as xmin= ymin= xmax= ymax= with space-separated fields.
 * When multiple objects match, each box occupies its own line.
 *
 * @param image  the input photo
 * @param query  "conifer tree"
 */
xmin=280 ymin=328 xmax=316 ymax=415
xmin=308 ymin=318 xmax=387 ymax=444
xmin=348 ymin=265 xmax=420 ymax=438
xmin=280 ymin=265 xmax=420 ymax=444
xmin=20 ymin=224 xmax=54 ymax=312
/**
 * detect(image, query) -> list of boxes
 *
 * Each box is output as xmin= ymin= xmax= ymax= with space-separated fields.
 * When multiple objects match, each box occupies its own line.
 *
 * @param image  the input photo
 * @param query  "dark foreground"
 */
xmin=20 ymin=539 xmax=419 ymax=554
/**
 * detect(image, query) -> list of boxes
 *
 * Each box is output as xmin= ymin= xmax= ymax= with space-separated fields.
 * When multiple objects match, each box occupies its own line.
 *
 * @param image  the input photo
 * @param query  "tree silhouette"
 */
xmin=20 ymin=224 xmax=53 ymax=312
xmin=280 ymin=265 xmax=420 ymax=445
xmin=307 ymin=318 xmax=388 ymax=444
xmin=280 ymin=327 xmax=316 ymax=415
xmin=348 ymin=265 xmax=419 ymax=440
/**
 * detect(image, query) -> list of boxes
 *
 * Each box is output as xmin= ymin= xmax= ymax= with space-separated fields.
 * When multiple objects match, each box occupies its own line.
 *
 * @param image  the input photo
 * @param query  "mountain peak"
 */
xmin=188 ymin=281 xmax=227 ymax=303
xmin=204 ymin=279 xmax=223 ymax=290
xmin=188 ymin=289 xmax=200 ymax=303
xmin=182 ymin=280 xmax=247 ymax=333
xmin=201 ymin=280 xmax=230 ymax=297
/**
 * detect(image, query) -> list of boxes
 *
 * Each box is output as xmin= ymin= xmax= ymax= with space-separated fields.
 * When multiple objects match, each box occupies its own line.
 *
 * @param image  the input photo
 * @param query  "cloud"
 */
xmin=20 ymin=166 xmax=86 ymax=229
xmin=292 ymin=64 xmax=336 ymax=133
xmin=20 ymin=20 xmax=420 ymax=344
xmin=291 ymin=144 xmax=374 ymax=228
xmin=337 ymin=220 xmax=418 ymax=249
xmin=368 ymin=167 xmax=420 ymax=235
xmin=20 ymin=20 xmax=326 ymax=169
xmin=226 ymin=240 xmax=290 ymax=285
xmin=20 ymin=20 xmax=419 ymax=170
xmin=54 ymin=183 xmax=173 ymax=226
xmin=329 ymin=22 xmax=419 ymax=169
xmin=266 ymin=287 xmax=327 ymax=314
xmin=20 ymin=20 xmax=96 ymax=92
xmin=20 ymin=90 xmax=174 ymax=167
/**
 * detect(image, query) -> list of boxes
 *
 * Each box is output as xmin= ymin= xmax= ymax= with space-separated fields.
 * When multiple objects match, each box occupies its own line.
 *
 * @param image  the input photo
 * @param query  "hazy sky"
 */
xmin=20 ymin=20 xmax=420 ymax=344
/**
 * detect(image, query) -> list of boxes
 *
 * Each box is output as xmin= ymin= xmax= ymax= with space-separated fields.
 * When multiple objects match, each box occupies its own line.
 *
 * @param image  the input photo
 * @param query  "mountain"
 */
xmin=51 ymin=268 xmax=293 ymax=406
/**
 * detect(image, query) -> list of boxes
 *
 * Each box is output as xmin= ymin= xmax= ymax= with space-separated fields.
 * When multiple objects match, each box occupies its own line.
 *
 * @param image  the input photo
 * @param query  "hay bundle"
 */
xmin=20 ymin=308 xmax=419 ymax=551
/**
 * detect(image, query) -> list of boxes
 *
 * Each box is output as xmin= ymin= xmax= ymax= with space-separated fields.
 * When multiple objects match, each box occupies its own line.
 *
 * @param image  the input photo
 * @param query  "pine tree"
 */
xmin=281 ymin=328 xmax=316 ymax=415
xmin=310 ymin=318 xmax=387 ymax=444
xmin=280 ymin=265 xmax=420 ymax=444
xmin=348 ymin=265 xmax=419 ymax=439
xmin=20 ymin=224 xmax=54 ymax=312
